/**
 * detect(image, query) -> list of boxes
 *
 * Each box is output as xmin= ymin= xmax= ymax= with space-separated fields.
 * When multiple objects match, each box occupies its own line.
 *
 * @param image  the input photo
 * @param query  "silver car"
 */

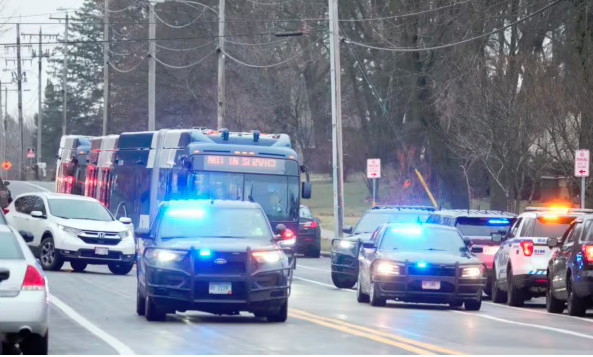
xmin=0 ymin=224 xmax=49 ymax=355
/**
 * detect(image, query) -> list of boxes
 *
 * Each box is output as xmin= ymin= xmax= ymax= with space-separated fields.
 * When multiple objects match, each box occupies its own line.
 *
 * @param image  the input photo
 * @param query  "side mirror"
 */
xmin=548 ymin=238 xmax=559 ymax=248
xmin=31 ymin=211 xmax=46 ymax=219
xmin=119 ymin=217 xmax=132 ymax=225
xmin=135 ymin=227 xmax=152 ymax=240
xmin=470 ymin=245 xmax=484 ymax=253
xmin=19 ymin=230 xmax=34 ymax=243
xmin=301 ymin=182 xmax=312 ymax=199
xmin=463 ymin=237 xmax=471 ymax=246
xmin=0 ymin=268 xmax=9 ymax=282
xmin=275 ymin=224 xmax=287 ymax=237
xmin=342 ymin=226 xmax=353 ymax=234
xmin=362 ymin=241 xmax=376 ymax=249
xmin=491 ymin=233 xmax=503 ymax=242
xmin=3 ymin=181 xmax=9 ymax=186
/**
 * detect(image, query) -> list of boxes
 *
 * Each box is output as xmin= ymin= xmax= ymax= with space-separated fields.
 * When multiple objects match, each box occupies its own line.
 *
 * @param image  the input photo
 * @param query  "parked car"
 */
xmin=0 ymin=177 xmax=12 ymax=210
xmin=298 ymin=205 xmax=321 ymax=258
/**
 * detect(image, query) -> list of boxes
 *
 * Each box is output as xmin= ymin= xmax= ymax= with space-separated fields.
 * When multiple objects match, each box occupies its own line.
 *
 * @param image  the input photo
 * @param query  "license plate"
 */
xmin=484 ymin=246 xmax=499 ymax=255
xmin=209 ymin=282 xmax=232 ymax=295
xmin=422 ymin=281 xmax=441 ymax=290
xmin=95 ymin=247 xmax=109 ymax=256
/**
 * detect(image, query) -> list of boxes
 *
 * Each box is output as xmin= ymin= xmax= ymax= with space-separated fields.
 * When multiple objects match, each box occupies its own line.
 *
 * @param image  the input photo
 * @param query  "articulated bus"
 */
xmin=55 ymin=135 xmax=92 ymax=194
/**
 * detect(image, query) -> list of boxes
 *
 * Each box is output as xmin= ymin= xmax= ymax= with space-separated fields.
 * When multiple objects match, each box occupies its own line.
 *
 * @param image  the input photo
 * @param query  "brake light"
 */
xmin=2 ymin=208 xmax=8 ymax=214
xmin=283 ymin=229 xmax=294 ymax=239
xmin=22 ymin=265 xmax=45 ymax=290
xmin=520 ymin=240 xmax=534 ymax=256
xmin=304 ymin=221 xmax=318 ymax=228
xmin=583 ymin=245 xmax=593 ymax=262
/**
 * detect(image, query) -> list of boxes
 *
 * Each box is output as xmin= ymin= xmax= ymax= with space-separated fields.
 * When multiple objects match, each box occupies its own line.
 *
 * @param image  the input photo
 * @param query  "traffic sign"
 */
xmin=27 ymin=148 xmax=35 ymax=158
xmin=367 ymin=158 xmax=381 ymax=179
xmin=1 ymin=160 xmax=12 ymax=170
xmin=575 ymin=149 xmax=590 ymax=177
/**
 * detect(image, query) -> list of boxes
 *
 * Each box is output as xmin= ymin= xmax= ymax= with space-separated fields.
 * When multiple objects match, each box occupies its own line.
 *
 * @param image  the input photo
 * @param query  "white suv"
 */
xmin=4 ymin=193 xmax=136 ymax=275
xmin=491 ymin=207 xmax=593 ymax=306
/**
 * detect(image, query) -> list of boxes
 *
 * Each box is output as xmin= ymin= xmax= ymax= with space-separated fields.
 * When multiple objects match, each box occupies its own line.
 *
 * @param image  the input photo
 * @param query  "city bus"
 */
xmin=55 ymin=135 xmax=92 ymax=194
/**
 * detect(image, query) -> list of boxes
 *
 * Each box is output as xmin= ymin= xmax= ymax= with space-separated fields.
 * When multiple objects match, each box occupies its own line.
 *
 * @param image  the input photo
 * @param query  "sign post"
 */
xmin=575 ymin=149 xmax=590 ymax=209
xmin=367 ymin=158 xmax=381 ymax=206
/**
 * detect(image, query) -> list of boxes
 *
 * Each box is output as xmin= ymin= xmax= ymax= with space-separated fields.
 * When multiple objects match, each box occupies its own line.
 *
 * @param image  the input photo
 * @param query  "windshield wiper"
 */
xmin=54 ymin=216 xmax=70 ymax=219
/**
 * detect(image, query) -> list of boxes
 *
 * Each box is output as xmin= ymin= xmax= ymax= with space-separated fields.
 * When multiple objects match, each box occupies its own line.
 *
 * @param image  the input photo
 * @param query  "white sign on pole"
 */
xmin=367 ymin=158 xmax=381 ymax=179
xmin=575 ymin=149 xmax=590 ymax=177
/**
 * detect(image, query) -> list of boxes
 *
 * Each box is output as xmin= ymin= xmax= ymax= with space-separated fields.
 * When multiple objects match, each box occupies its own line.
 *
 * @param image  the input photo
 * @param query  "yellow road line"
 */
xmin=290 ymin=309 xmax=465 ymax=355
xmin=288 ymin=312 xmax=434 ymax=355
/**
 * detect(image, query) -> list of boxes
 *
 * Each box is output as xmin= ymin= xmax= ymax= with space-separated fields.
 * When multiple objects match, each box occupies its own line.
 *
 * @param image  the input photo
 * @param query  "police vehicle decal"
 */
xmin=528 ymin=270 xmax=546 ymax=275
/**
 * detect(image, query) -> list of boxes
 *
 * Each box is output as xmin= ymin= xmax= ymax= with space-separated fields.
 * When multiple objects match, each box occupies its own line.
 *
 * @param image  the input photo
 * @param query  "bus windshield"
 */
xmin=189 ymin=171 xmax=299 ymax=222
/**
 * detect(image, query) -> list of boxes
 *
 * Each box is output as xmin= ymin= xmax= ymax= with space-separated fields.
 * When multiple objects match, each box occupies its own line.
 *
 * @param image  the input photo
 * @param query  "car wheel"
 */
xmin=20 ymin=332 xmax=48 ymax=355
xmin=465 ymin=298 xmax=482 ymax=311
xmin=491 ymin=265 xmax=507 ymax=303
xmin=507 ymin=265 xmax=524 ymax=307
xmin=136 ymin=286 xmax=146 ymax=316
xmin=39 ymin=236 xmax=64 ymax=271
xmin=566 ymin=275 xmax=587 ymax=316
xmin=70 ymin=261 xmax=87 ymax=272
xmin=331 ymin=272 xmax=356 ymax=289
xmin=108 ymin=262 xmax=134 ymax=275
xmin=546 ymin=274 xmax=565 ymax=314
xmin=356 ymin=271 xmax=370 ymax=303
xmin=267 ymin=299 xmax=288 ymax=322
xmin=145 ymin=295 xmax=166 ymax=321
xmin=449 ymin=301 xmax=463 ymax=308
xmin=307 ymin=245 xmax=321 ymax=258
xmin=369 ymin=282 xmax=386 ymax=307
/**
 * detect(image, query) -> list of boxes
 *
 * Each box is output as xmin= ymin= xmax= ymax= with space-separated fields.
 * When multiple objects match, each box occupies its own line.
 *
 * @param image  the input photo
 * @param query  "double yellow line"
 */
xmin=289 ymin=309 xmax=464 ymax=355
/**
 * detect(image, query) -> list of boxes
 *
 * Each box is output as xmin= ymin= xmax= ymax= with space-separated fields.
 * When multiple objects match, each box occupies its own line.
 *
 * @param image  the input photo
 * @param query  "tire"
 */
xmin=356 ymin=271 xmax=370 ymax=303
xmin=267 ymin=299 xmax=288 ymax=322
xmin=331 ymin=272 xmax=356 ymax=289
xmin=449 ymin=301 xmax=463 ymax=308
xmin=145 ymin=295 xmax=166 ymax=321
xmin=566 ymin=275 xmax=587 ymax=317
xmin=369 ymin=282 xmax=386 ymax=307
xmin=507 ymin=266 xmax=524 ymax=307
xmin=20 ymin=333 xmax=48 ymax=355
xmin=465 ymin=299 xmax=482 ymax=311
xmin=306 ymin=245 xmax=321 ymax=258
xmin=136 ymin=286 xmax=146 ymax=316
xmin=70 ymin=261 xmax=87 ymax=272
xmin=546 ymin=274 xmax=565 ymax=314
xmin=39 ymin=236 xmax=64 ymax=271
xmin=108 ymin=262 xmax=134 ymax=275
xmin=491 ymin=266 xmax=507 ymax=304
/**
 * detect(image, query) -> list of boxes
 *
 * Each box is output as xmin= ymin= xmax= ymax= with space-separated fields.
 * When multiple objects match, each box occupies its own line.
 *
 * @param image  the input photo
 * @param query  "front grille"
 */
xmin=79 ymin=238 xmax=122 ymax=245
xmin=195 ymin=252 xmax=247 ymax=275
xmin=408 ymin=265 xmax=456 ymax=277
xmin=78 ymin=231 xmax=121 ymax=246
xmin=254 ymin=273 xmax=280 ymax=288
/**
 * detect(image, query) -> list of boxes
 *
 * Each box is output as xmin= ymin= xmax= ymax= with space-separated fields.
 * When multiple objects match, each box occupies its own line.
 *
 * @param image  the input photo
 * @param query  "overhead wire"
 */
xmin=153 ymin=49 xmax=215 ymax=69
xmin=151 ymin=6 xmax=207 ymax=29
xmin=156 ymin=40 xmax=215 ymax=52
xmin=340 ymin=0 xmax=473 ymax=22
xmin=108 ymin=56 xmax=147 ymax=73
xmin=225 ymin=37 xmax=291 ymax=47
xmin=343 ymin=0 xmax=562 ymax=52
xmin=243 ymin=0 xmax=292 ymax=6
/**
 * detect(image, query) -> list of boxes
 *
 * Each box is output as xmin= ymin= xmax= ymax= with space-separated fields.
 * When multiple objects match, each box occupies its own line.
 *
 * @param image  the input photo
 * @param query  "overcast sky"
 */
xmin=1 ymin=0 xmax=84 ymax=125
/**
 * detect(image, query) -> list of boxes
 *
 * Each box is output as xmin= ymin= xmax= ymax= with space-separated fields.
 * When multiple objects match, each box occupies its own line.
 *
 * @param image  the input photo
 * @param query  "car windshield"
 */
xmin=0 ymin=232 xmax=24 ymax=259
xmin=380 ymin=226 xmax=467 ymax=252
xmin=455 ymin=217 xmax=512 ymax=237
xmin=158 ymin=207 xmax=273 ymax=240
xmin=47 ymin=199 xmax=114 ymax=221
xmin=354 ymin=212 xmax=429 ymax=234
xmin=531 ymin=216 xmax=575 ymax=238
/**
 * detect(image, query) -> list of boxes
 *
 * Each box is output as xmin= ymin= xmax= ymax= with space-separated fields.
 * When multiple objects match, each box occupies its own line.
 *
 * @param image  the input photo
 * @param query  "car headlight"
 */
xmin=374 ymin=261 xmax=400 ymax=275
xmin=461 ymin=266 xmax=482 ymax=278
xmin=146 ymin=249 xmax=186 ymax=263
xmin=252 ymin=251 xmax=283 ymax=264
xmin=333 ymin=239 xmax=356 ymax=250
xmin=59 ymin=225 xmax=82 ymax=236
xmin=118 ymin=231 xmax=130 ymax=239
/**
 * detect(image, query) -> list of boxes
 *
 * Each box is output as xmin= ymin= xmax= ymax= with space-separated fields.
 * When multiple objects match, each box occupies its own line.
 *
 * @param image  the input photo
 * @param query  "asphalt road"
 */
xmin=8 ymin=180 xmax=593 ymax=355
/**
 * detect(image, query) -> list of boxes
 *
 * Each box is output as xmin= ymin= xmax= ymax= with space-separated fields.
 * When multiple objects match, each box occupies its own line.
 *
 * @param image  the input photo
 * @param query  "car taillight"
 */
xmin=283 ymin=229 xmax=294 ymax=239
xmin=520 ymin=240 xmax=534 ymax=256
xmin=2 ymin=208 xmax=8 ymax=214
xmin=22 ymin=265 xmax=45 ymax=290
xmin=304 ymin=221 xmax=318 ymax=228
xmin=583 ymin=245 xmax=593 ymax=262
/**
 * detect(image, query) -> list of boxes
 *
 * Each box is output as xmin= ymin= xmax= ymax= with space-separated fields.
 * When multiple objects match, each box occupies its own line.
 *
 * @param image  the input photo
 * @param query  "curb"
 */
xmin=321 ymin=250 xmax=331 ymax=258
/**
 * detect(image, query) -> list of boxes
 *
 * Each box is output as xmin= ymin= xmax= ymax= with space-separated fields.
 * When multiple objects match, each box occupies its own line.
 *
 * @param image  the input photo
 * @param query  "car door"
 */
xmin=358 ymin=227 xmax=382 ymax=291
xmin=550 ymin=222 xmax=575 ymax=296
xmin=28 ymin=196 xmax=48 ymax=247
xmin=496 ymin=217 xmax=523 ymax=283
xmin=559 ymin=221 xmax=581 ymax=296
xmin=9 ymin=196 xmax=36 ymax=232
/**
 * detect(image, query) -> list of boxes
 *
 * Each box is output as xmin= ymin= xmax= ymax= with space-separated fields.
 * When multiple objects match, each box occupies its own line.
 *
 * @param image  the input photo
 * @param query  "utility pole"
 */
xmin=217 ymin=0 xmax=225 ymax=130
xmin=51 ymin=13 xmax=69 ymax=136
xmin=16 ymin=24 xmax=25 ymax=180
xmin=328 ymin=0 xmax=345 ymax=239
xmin=103 ymin=0 xmax=109 ymax=135
xmin=148 ymin=2 xmax=156 ymax=131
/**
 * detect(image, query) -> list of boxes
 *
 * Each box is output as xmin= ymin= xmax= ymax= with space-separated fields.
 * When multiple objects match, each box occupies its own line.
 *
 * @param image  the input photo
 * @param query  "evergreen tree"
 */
xmin=39 ymin=81 xmax=63 ymax=168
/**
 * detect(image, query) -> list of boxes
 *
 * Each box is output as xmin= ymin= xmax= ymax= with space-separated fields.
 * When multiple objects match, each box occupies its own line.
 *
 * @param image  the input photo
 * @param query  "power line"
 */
xmin=156 ymin=40 xmax=214 ymax=51
xmin=95 ymin=0 xmax=140 ymax=13
xmin=243 ymin=0 xmax=291 ymax=6
xmin=3 ymin=17 xmax=328 ymax=25
xmin=225 ymin=37 xmax=291 ymax=46
xmin=221 ymin=34 xmax=324 ymax=69
xmin=153 ymin=49 xmax=215 ymax=69
xmin=152 ymin=6 xmax=207 ymax=29
xmin=108 ymin=56 xmax=147 ymax=73
xmin=340 ymin=0 xmax=472 ymax=22
xmin=344 ymin=0 xmax=561 ymax=52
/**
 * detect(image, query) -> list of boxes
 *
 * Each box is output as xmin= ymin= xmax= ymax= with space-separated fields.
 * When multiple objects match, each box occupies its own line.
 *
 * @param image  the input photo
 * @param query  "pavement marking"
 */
xmin=17 ymin=181 xmax=51 ymax=192
xmin=50 ymin=294 xmax=135 ymax=355
xmin=296 ymin=265 xmax=330 ymax=272
xmin=291 ymin=309 xmax=465 ymax=355
xmin=483 ymin=301 xmax=593 ymax=323
xmin=288 ymin=311 xmax=434 ymax=355
xmin=452 ymin=310 xmax=593 ymax=340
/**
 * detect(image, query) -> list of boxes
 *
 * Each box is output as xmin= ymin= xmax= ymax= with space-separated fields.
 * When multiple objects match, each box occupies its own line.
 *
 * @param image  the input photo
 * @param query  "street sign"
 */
xmin=1 ymin=160 xmax=12 ymax=170
xmin=575 ymin=149 xmax=590 ymax=177
xmin=367 ymin=158 xmax=381 ymax=179
xmin=27 ymin=148 xmax=35 ymax=158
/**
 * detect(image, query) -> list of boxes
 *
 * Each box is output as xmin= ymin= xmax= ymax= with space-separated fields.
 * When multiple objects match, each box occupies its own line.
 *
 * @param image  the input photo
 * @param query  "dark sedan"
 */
xmin=298 ymin=205 xmax=321 ymax=258
xmin=356 ymin=223 xmax=485 ymax=310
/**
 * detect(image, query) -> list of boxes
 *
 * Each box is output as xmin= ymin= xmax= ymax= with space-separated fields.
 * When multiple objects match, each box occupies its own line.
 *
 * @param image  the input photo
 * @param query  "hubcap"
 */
xmin=40 ymin=241 xmax=55 ymax=266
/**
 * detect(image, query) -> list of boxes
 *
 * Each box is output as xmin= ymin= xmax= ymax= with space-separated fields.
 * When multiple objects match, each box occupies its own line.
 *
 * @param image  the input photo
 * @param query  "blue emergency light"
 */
xmin=488 ymin=219 xmax=510 ymax=225
xmin=416 ymin=262 xmax=427 ymax=268
xmin=199 ymin=249 xmax=211 ymax=257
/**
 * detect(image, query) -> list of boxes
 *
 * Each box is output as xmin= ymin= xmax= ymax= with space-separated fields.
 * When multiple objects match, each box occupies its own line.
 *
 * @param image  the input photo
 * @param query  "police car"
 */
xmin=135 ymin=200 xmax=294 ymax=322
xmin=331 ymin=206 xmax=436 ymax=289
xmin=492 ymin=206 xmax=593 ymax=306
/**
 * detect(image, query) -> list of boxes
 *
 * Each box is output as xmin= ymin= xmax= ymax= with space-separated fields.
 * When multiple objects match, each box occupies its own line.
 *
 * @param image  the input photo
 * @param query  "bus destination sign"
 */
xmin=203 ymin=155 xmax=286 ymax=174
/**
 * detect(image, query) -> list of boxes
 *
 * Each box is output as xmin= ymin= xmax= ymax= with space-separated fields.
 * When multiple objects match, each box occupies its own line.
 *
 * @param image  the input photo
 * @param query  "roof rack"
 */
xmin=372 ymin=205 xmax=437 ymax=211
xmin=524 ymin=207 xmax=593 ymax=214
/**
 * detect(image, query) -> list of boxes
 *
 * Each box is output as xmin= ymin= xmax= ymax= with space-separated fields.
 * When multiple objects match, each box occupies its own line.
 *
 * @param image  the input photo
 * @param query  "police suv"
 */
xmin=491 ymin=207 xmax=593 ymax=306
